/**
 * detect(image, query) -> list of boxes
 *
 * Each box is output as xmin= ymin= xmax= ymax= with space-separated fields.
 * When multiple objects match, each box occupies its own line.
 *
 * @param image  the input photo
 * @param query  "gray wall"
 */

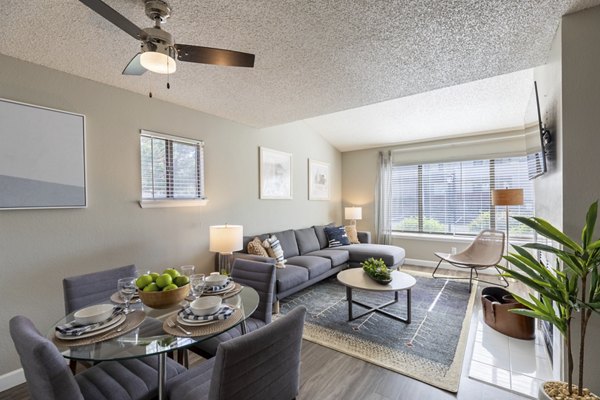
xmin=561 ymin=6 xmax=600 ymax=393
xmin=0 ymin=54 xmax=341 ymax=376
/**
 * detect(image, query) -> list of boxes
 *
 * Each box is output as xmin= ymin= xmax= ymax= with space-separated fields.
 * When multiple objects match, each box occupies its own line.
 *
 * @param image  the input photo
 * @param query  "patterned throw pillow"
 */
xmin=344 ymin=225 xmax=360 ymax=244
xmin=263 ymin=235 xmax=287 ymax=268
xmin=324 ymin=225 xmax=351 ymax=248
xmin=247 ymin=237 xmax=269 ymax=257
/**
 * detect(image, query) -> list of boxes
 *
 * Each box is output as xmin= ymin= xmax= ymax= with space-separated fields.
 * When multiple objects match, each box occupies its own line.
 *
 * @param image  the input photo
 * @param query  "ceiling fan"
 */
xmin=79 ymin=0 xmax=255 ymax=75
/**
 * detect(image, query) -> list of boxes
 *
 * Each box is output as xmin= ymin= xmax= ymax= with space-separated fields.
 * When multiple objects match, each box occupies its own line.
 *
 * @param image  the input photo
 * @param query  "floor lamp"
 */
xmin=491 ymin=188 xmax=524 ymax=264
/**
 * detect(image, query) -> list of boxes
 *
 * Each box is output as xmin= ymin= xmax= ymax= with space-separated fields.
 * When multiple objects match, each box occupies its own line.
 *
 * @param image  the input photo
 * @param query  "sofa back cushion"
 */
xmin=313 ymin=223 xmax=334 ymax=249
xmin=294 ymin=228 xmax=321 ymax=255
xmin=270 ymin=229 xmax=300 ymax=258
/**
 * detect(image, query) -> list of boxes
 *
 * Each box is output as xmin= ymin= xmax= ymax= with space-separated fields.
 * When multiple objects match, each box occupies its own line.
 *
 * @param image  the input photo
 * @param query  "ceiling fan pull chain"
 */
xmin=148 ymin=72 xmax=153 ymax=98
xmin=166 ymin=56 xmax=171 ymax=89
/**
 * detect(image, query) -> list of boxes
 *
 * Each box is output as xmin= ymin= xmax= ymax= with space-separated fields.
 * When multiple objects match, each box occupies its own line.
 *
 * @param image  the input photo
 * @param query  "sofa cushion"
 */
xmin=294 ymin=228 xmax=321 ymax=255
xmin=286 ymin=256 xmax=331 ymax=279
xmin=270 ymin=229 xmax=300 ymax=258
xmin=263 ymin=236 xmax=286 ymax=268
xmin=324 ymin=225 xmax=351 ymax=247
xmin=345 ymin=244 xmax=406 ymax=266
xmin=313 ymin=223 xmax=334 ymax=249
xmin=305 ymin=249 xmax=350 ymax=267
xmin=275 ymin=265 xmax=309 ymax=293
xmin=344 ymin=225 xmax=360 ymax=244
xmin=247 ymin=237 xmax=269 ymax=258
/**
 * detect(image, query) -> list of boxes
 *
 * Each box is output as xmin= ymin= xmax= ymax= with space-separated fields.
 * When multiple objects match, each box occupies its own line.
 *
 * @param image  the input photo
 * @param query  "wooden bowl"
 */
xmin=138 ymin=284 xmax=189 ymax=309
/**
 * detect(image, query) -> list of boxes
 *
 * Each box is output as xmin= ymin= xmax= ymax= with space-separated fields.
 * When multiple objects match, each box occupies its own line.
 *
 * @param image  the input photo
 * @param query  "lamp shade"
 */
xmin=344 ymin=207 xmax=363 ymax=220
xmin=491 ymin=189 xmax=524 ymax=206
xmin=209 ymin=225 xmax=243 ymax=253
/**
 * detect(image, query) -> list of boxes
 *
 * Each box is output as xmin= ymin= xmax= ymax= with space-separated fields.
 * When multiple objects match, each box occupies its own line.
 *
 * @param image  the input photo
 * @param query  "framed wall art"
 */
xmin=259 ymin=147 xmax=292 ymax=199
xmin=308 ymin=159 xmax=330 ymax=200
xmin=0 ymin=98 xmax=86 ymax=210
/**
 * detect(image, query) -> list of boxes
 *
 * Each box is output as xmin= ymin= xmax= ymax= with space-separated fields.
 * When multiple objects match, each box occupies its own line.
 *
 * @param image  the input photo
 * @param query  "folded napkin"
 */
xmin=205 ymin=278 xmax=233 ymax=292
xmin=179 ymin=305 xmax=234 ymax=321
xmin=56 ymin=306 xmax=123 ymax=337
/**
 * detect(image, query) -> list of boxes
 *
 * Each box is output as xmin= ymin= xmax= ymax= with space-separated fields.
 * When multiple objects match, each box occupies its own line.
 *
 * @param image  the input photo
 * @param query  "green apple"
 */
xmin=155 ymin=273 xmax=173 ymax=289
xmin=163 ymin=268 xmax=180 ymax=279
xmin=142 ymin=282 xmax=159 ymax=292
xmin=173 ymin=276 xmax=189 ymax=287
xmin=149 ymin=272 xmax=160 ymax=282
xmin=163 ymin=283 xmax=179 ymax=291
xmin=136 ymin=274 xmax=153 ymax=289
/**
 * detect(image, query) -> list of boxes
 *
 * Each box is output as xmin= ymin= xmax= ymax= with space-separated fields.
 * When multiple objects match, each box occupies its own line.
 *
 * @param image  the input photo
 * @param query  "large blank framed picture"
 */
xmin=0 ymin=98 xmax=86 ymax=210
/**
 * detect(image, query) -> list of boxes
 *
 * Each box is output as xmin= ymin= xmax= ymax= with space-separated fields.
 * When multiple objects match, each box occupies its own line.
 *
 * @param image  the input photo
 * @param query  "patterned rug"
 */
xmin=279 ymin=272 xmax=476 ymax=392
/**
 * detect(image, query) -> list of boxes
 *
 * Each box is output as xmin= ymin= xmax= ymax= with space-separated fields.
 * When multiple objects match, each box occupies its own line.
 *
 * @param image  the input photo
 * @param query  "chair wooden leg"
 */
xmin=273 ymin=300 xmax=280 ymax=314
xmin=69 ymin=359 xmax=77 ymax=374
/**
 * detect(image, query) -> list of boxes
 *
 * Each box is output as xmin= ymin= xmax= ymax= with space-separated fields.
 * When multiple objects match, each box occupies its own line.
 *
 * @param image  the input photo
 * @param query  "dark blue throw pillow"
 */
xmin=324 ymin=225 xmax=351 ymax=247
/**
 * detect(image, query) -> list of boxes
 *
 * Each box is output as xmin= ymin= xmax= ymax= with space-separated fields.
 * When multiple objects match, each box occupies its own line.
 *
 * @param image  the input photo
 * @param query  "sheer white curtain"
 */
xmin=375 ymin=150 xmax=392 ymax=244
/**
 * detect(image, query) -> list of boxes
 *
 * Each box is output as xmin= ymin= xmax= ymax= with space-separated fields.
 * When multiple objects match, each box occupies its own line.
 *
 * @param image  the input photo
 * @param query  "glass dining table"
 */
xmin=49 ymin=287 xmax=259 ymax=400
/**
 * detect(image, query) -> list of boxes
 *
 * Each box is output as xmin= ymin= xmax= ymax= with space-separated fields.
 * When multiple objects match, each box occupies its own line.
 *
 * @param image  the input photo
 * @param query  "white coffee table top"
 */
xmin=337 ymin=268 xmax=416 ymax=292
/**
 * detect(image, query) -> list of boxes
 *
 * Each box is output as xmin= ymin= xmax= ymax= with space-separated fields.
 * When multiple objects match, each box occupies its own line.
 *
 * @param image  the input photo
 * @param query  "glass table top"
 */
xmin=50 ymin=287 xmax=259 ymax=362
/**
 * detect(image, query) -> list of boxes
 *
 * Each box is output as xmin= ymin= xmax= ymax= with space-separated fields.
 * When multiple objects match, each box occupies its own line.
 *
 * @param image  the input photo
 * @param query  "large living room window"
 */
xmin=391 ymin=156 xmax=534 ymax=238
xmin=140 ymin=130 xmax=205 ymax=207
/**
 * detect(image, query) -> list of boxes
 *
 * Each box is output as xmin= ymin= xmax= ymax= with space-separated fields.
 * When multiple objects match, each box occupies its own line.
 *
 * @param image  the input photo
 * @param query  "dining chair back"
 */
xmin=63 ymin=264 xmax=136 ymax=314
xmin=167 ymin=305 xmax=307 ymax=400
xmin=10 ymin=315 xmax=83 ymax=400
xmin=432 ymin=229 xmax=507 ymax=292
xmin=10 ymin=315 xmax=186 ymax=400
xmin=190 ymin=259 xmax=276 ymax=358
xmin=230 ymin=258 xmax=276 ymax=323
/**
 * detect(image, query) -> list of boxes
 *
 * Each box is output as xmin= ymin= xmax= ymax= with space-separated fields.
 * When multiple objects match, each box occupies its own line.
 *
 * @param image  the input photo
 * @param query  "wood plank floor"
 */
xmin=0 ymin=265 xmax=530 ymax=400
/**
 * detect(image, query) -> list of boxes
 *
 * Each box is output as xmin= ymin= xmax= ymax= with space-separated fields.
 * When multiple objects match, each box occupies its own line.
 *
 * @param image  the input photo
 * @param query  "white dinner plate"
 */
xmin=55 ymin=313 xmax=126 ymax=340
xmin=177 ymin=315 xmax=220 ymax=327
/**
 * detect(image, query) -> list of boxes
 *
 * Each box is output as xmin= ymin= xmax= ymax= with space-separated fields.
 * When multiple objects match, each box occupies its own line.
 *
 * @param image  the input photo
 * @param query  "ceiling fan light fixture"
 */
xmin=140 ymin=50 xmax=177 ymax=74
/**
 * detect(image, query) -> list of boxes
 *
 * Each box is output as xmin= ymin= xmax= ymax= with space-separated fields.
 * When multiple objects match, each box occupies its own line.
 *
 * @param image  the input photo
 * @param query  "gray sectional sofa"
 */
xmin=234 ymin=225 xmax=405 ymax=301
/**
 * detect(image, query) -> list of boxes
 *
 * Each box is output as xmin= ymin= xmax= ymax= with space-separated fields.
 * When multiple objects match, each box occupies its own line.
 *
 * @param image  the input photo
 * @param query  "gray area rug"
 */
xmin=279 ymin=272 xmax=476 ymax=392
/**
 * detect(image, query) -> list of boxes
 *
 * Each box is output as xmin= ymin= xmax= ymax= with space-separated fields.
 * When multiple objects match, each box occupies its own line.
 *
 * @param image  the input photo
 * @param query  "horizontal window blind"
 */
xmin=141 ymin=131 xmax=205 ymax=200
xmin=391 ymin=156 xmax=534 ymax=238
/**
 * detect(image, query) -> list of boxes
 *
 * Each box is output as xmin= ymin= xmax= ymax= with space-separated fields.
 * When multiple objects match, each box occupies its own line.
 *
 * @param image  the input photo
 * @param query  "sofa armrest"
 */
xmin=232 ymin=253 xmax=276 ymax=265
xmin=357 ymin=231 xmax=372 ymax=244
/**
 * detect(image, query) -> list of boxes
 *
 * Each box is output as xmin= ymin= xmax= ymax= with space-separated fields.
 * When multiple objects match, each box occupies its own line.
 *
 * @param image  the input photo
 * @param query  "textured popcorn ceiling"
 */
xmin=1 ymin=0 xmax=599 ymax=150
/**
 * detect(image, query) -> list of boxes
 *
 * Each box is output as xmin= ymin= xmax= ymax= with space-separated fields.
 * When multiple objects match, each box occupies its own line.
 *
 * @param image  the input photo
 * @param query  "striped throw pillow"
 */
xmin=263 ymin=235 xmax=287 ymax=268
xmin=324 ymin=225 xmax=351 ymax=248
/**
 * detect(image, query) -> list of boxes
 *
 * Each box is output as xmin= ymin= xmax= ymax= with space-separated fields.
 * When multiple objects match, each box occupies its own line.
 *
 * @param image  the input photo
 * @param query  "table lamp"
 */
xmin=491 ymin=188 xmax=524 ymax=259
xmin=344 ymin=207 xmax=362 ymax=226
xmin=209 ymin=224 xmax=243 ymax=275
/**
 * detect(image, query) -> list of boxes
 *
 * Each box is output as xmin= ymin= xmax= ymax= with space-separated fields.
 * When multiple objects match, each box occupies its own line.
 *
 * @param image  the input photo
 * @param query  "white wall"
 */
xmin=0 ymin=54 xmax=342 ymax=376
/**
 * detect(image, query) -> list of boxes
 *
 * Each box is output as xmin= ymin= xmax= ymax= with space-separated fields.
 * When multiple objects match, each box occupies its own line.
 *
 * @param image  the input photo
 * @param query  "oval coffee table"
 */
xmin=337 ymin=269 xmax=416 ymax=323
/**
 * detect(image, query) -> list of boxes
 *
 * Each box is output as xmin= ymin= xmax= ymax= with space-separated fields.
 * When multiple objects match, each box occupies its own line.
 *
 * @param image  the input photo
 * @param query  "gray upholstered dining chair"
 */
xmin=190 ymin=258 xmax=276 ymax=357
xmin=62 ymin=264 xmax=137 ymax=372
xmin=9 ymin=315 xmax=186 ymax=400
xmin=62 ymin=264 xmax=137 ymax=314
xmin=167 ymin=305 xmax=306 ymax=400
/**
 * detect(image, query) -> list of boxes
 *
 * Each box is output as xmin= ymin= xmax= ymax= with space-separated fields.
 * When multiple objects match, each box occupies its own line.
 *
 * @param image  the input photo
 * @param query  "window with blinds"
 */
xmin=140 ymin=131 xmax=205 ymax=200
xmin=391 ymin=156 xmax=534 ymax=238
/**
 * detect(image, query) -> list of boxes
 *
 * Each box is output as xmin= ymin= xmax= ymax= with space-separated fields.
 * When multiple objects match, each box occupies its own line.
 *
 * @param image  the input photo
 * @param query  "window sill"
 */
xmin=139 ymin=199 xmax=209 ymax=208
xmin=392 ymin=231 xmax=530 ymax=245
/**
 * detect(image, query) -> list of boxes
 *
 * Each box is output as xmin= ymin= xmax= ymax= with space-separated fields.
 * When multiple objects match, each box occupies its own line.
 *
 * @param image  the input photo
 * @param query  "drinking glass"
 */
xmin=189 ymin=274 xmax=206 ymax=300
xmin=117 ymin=277 xmax=137 ymax=314
xmin=180 ymin=265 xmax=195 ymax=277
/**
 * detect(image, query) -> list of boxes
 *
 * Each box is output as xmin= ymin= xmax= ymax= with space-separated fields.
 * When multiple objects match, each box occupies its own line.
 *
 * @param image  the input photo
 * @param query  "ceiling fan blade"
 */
xmin=174 ymin=44 xmax=255 ymax=68
xmin=122 ymin=53 xmax=147 ymax=75
xmin=79 ymin=0 xmax=148 ymax=41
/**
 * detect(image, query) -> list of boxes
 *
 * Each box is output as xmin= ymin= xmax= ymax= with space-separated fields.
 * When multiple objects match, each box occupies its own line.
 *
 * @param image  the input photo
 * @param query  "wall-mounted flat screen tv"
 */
xmin=523 ymin=82 xmax=548 ymax=180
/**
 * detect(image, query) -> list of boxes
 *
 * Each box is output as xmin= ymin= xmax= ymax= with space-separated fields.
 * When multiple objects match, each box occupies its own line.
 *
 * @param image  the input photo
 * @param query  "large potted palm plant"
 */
xmin=497 ymin=201 xmax=600 ymax=400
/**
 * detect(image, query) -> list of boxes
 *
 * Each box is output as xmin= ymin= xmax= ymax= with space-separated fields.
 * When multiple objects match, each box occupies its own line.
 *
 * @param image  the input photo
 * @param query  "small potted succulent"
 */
xmin=498 ymin=202 xmax=600 ymax=400
xmin=361 ymin=257 xmax=392 ymax=284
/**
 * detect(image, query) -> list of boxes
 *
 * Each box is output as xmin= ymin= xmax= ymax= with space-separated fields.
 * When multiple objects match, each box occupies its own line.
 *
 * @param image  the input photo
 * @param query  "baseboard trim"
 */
xmin=404 ymin=258 xmax=496 ymax=275
xmin=0 ymin=368 xmax=25 ymax=392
